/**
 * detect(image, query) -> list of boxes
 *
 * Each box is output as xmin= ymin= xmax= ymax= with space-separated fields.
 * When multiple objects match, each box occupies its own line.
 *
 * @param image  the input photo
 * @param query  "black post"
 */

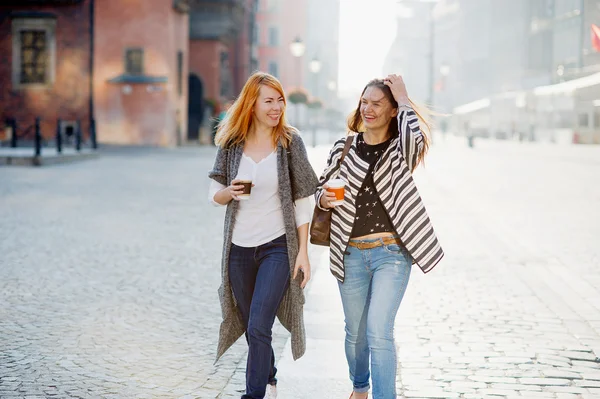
xmin=90 ymin=119 xmax=97 ymax=149
xmin=9 ymin=118 xmax=17 ymax=148
xmin=34 ymin=117 xmax=41 ymax=157
xmin=56 ymin=119 xmax=62 ymax=154
xmin=75 ymin=120 xmax=82 ymax=151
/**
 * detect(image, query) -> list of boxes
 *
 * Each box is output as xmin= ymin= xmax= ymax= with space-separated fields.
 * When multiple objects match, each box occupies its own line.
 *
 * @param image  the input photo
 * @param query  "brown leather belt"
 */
xmin=348 ymin=236 xmax=401 ymax=250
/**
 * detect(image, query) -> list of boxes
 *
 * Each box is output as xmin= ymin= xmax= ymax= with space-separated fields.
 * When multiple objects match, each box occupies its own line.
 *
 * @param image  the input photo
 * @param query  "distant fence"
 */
xmin=2 ymin=117 xmax=98 ymax=156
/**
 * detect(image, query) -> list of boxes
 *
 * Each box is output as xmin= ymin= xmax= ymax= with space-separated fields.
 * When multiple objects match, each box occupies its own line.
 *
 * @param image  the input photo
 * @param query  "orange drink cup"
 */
xmin=326 ymin=178 xmax=345 ymax=206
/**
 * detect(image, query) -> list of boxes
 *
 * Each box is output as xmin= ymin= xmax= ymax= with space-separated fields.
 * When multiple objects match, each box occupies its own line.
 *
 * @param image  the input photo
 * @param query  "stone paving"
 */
xmin=271 ymin=136 xmax=600 ymax=399
xmin=0 ymin=147 xmax=256 ymax=398
xmin=1 ymin=138 xmax=600 ymax=398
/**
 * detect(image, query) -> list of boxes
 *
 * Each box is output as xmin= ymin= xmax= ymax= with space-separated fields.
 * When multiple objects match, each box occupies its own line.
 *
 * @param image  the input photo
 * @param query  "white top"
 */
xmin=208 ymin=150 xmax=312 ymax=247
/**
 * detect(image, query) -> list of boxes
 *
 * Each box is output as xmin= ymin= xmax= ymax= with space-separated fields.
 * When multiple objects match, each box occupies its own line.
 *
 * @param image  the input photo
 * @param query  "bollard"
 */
xmin=75 ymin=120 xmax=82 ymax=151
xmin=90 ymin=119 xmax=97 ymax=150
xmin=467 ymin=135 xmax=475 ymax=148
xmin=34 ymin=117 xmax=41 ymax=157
xmin=56 ymin=119 xmax=62 ymax=154
xmin=9 ymin=118 xmax=17 ymax=148
xmin=90 ymin=119 xmax=97 ymax=149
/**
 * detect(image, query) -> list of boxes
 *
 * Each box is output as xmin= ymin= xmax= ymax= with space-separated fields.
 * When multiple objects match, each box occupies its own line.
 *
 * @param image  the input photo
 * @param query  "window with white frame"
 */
xmin=11 ymin=17 xmax=56 ymax=89
xmin=268 ymin=26 xmax=279 ymax=47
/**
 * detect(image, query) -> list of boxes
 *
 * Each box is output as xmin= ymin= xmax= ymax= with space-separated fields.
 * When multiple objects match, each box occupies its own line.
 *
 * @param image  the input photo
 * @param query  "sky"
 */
xmin=337 ymin=0 xmax=398 ymax=99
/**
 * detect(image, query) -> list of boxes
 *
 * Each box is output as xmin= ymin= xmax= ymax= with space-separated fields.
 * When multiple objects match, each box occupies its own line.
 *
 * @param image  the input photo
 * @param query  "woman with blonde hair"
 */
xmin=208 ymin=72 xmax=318 ymax=399
xmin=315 ymin=74 xmax=444 ymax=399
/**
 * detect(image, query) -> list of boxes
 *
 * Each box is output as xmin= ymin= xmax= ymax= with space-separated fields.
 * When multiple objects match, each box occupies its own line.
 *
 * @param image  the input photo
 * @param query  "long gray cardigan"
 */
xmin=208 ymin=132 xmax=319 ymax=362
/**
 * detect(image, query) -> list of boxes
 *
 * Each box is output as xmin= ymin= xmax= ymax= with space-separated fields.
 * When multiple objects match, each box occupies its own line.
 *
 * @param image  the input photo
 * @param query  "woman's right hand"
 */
xmin=319 ymin=184 xmax=338 ymax=208
xmin=225 ymin=179 xmax=246 ymax=201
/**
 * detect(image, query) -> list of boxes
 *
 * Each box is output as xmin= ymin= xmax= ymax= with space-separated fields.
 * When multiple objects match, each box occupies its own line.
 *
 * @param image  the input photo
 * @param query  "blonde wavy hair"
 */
xmin=214 ymin=72 xmax=295 ymax=149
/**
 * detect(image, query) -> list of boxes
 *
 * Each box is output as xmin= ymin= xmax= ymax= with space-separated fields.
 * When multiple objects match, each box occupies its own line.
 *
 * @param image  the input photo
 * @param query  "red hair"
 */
xmin=215 ymin=72 xmax=296 ymax=148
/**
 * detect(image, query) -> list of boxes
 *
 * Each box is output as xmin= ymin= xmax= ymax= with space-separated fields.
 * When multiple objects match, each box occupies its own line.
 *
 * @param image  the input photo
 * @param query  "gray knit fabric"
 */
xmin=208 ymin=132 xmax=318 ymax=362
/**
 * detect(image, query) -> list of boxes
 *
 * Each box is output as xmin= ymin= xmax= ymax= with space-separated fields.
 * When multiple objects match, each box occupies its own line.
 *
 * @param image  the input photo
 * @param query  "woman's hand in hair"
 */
xmin=384 ymin=74 xmax=410 ymax=105
xmin=319 ymin=183 xmax=338 ymax=208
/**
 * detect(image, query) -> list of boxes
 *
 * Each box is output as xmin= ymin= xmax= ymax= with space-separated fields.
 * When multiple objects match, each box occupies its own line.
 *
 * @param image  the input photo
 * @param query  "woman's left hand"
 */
xmin=293 ymin=250 xmax=311 ymax=289
xmin=384 ymin=74 xmax=410 ymax=105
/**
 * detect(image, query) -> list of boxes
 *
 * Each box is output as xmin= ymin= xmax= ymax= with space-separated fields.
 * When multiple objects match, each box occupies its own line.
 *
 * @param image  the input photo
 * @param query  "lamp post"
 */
xmin=439 ymin=63 xmax=450 ymax=137
xmin=289 ymin=37 xmax=305 ymax=127
xmin=439 ymin=63 xmax=450 ymax=111
xmin=327 ymin=80 xmax=337 ymax=131
xmin=309 ymin=57 xmax=321 ymax=147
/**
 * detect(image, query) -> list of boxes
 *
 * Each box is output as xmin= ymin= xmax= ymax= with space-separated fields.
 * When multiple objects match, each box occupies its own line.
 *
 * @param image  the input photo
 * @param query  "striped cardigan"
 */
xmin=315 ymin=108 xmax=444 ymax=281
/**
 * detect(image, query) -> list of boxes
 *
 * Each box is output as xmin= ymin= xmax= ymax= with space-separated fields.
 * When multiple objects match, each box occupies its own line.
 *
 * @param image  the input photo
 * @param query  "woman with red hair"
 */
xmin=208 ymin=72 xmax=318 ymax=399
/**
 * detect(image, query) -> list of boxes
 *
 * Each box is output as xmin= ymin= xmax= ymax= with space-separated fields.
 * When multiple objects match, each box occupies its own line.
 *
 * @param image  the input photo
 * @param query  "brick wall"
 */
xmin=189 ymin=39 xmax=225 ymax=104
xmin=94 ymin=0 xmax=189 ymax=146
xmin=0 ymin=1 xmax=92 ymax=141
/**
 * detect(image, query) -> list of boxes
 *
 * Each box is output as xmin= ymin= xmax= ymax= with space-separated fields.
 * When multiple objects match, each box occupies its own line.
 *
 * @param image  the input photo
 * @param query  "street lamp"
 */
xmin=438 ymin=63 xmax=451 ymax=114
xmin=309 ymin=57 xmax=321 ymax=147
xmin=309 ymin=57 xmax=321 ymax=74
xmin=440 ymin=64 xmax=450 ymax=77
xmin=289 ymin=37 xmax=305 ymax=58
xmin=289 ymin=37 xmax=305 ymax=127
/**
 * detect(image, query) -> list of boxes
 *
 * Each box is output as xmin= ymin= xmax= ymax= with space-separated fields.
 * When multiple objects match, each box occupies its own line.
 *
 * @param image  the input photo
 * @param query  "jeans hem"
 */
xmin=353 ymin=384 xmax=370 ymax=393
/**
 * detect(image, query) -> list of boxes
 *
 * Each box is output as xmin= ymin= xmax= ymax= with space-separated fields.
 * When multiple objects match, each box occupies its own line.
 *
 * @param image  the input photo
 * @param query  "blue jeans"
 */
xmin=229 ymin=234 xmax=290 ymax=399
xmin=339 ymin=237 xmax=412 ymax=399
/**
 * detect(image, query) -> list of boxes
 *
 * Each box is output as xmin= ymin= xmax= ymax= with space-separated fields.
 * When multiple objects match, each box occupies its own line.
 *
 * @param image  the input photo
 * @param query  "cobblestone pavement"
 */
xmin=270 ymin=136 xmax=600 ymax=399
xmin=2 ymin=138 xmax=600 ymax=399
xmin=0 ymin=147 xmax=261 ymax=398
xmin=393 ymin=137 xmax=600 ymax=398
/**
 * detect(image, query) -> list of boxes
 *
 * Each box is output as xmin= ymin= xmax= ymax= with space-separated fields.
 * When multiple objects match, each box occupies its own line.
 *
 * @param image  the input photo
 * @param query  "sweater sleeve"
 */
xmin=294 ymin=196 xmax=312 ymax=227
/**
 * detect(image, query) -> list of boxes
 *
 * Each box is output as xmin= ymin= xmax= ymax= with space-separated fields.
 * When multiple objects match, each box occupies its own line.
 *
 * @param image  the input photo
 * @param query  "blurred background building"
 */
xmin=2 ymin=0 xmax=598 ymax=147
xmin=0 ymin=0 xmax=341 ymax=147
xmin=384 ymin=0 xmax=600 ymax=144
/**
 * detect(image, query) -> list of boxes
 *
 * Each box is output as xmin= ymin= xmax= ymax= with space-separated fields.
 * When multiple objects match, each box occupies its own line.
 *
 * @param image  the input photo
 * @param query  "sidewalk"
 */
xmin=0 ymin=147 xmax=99 ymax=166
xmin=265 ymin=141 xmax=600 ymax=399
xmin=275 ymin=246 xmax=351 ymax=398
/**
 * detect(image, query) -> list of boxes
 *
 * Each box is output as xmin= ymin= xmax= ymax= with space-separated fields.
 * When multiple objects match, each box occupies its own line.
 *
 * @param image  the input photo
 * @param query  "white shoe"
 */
xmin=265 ymin=384 xmax=277 ymax=399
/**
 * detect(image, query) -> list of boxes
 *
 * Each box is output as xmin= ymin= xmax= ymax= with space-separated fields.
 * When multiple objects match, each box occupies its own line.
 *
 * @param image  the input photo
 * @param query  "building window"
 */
xmin=220 ymin=51 xmax=231 ymax=98
xmin=177 ymin=51 xmax=183 ymax=97
xmin=19 ymin=31 xmax=47 ymax=84
xmin=269 ymin=26 xmax=279 ymax=47
xmin=125 ymin=48 xmax=144 ymax=75
xmin=268 ymin=61 xmax=278 ymax=78
xmin=578 ymin=113 xmax=589 ymax=127
xmin=11 ymin=17 xmax=56 ymax=89
xmin=594 ymin=111 xmax=600 ymax=128
xmin=252 ymin=24 xmax=259 ymax=46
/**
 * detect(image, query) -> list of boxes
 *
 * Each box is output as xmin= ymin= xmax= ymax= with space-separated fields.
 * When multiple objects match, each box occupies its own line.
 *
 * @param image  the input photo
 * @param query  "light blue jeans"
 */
xmin=338 ymin=237 xmax=412 ymax=399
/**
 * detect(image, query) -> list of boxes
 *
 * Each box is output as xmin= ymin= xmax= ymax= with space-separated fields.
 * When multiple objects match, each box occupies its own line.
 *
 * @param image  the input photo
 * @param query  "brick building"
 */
xmin=187 ymin=0 xmax=258 ymax=141
xmin=0 ymin=0 xmax=92 ymax=143
xmin=0 ymin=0 xmax=189 ymax=147
xmin=0 ymin=0 xmax=274 ymax=147
xmin=94 ymin=0 xmax=190 ymax=146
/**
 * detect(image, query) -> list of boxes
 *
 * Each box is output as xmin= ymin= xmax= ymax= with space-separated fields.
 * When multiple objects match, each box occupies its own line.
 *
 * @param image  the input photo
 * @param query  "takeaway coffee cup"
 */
xmin=326 ymin=178 xmax=345 ymax=206
xmin=237 ymin=178 xmax=253 ymax=200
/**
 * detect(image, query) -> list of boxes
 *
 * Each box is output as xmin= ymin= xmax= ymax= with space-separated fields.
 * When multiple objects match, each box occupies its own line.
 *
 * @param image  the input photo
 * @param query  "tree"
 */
xmin=288 ymin=89 xmax=308 ymax=105
xmin=307 ymin=99 xmax=323 ymax=109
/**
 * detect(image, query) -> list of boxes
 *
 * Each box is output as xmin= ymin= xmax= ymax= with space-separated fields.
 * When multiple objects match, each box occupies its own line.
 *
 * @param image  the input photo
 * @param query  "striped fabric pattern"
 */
xmin=315 ymin=108 xmax=444 ymax=281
